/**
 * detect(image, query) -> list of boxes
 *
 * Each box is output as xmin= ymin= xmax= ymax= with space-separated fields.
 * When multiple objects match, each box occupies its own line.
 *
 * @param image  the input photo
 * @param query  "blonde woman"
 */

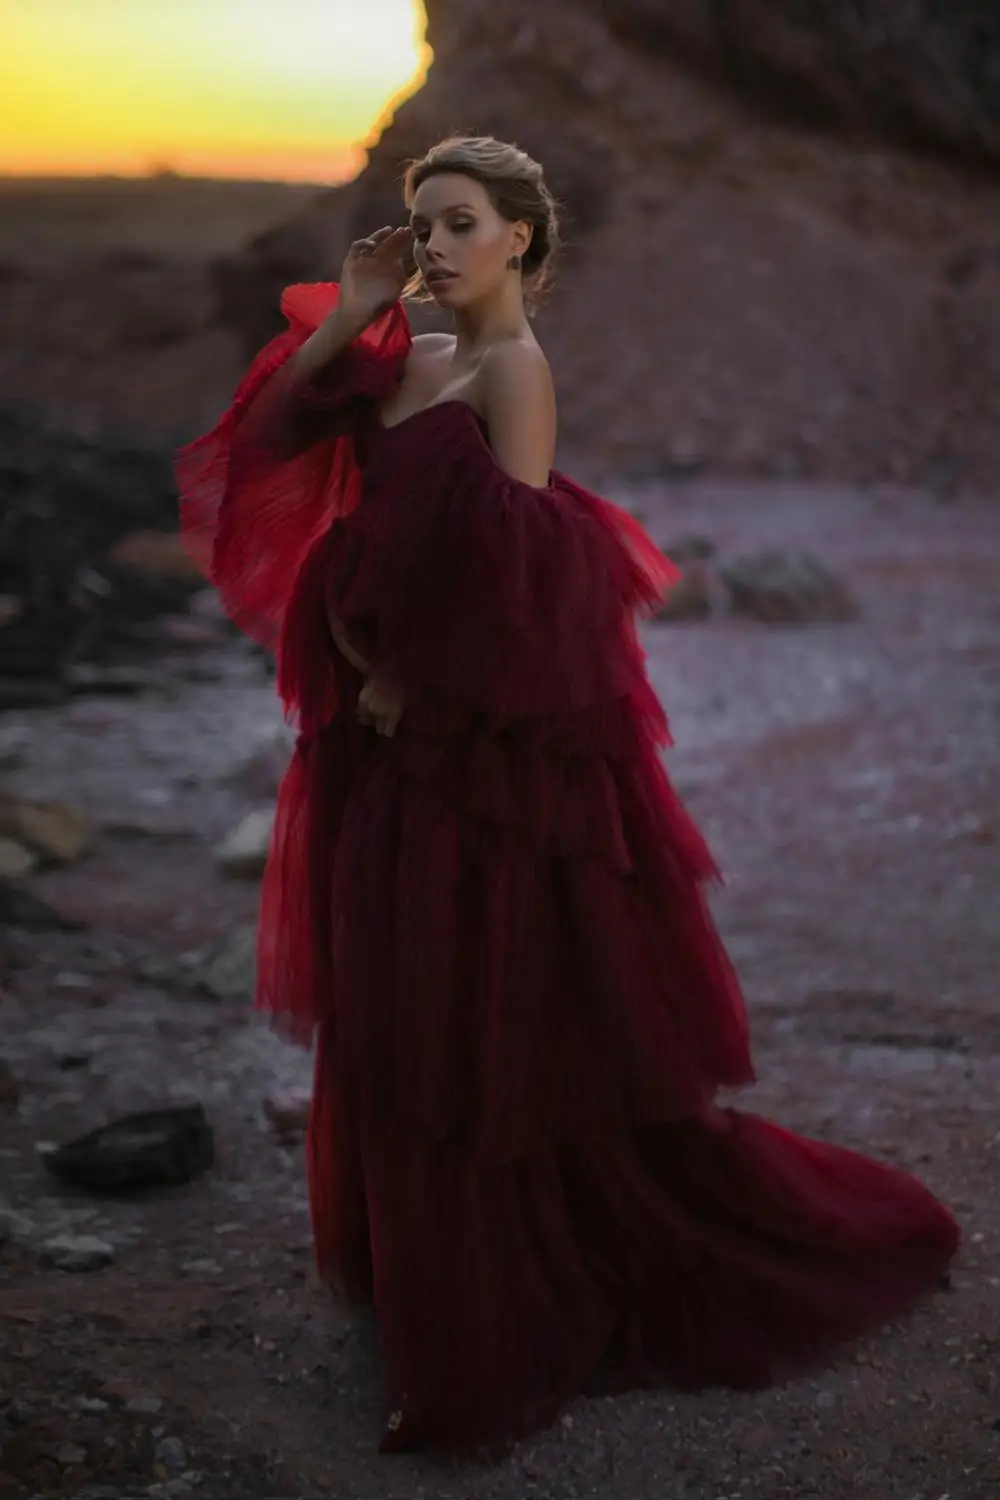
xmin=177 ymin=135 xmax=958 ymax=1454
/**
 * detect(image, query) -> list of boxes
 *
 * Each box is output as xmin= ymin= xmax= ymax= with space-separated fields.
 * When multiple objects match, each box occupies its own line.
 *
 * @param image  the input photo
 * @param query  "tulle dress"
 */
xmin=176 ymin=283 xmax=959 ymax=1451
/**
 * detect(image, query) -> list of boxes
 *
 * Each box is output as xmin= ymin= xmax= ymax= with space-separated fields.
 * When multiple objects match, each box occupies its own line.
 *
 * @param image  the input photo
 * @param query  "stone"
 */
xmin=55 ymin=1444 xmax=88 ymax=1466
xmin=263 ymin=1091 xmax=312 ymax=1138
xmin=41 ymin=1234 xmax=115 ymax=1272
xmin=0 ymin=838 xmax=38 ymax=878
xmin=127 ymin=1396 xmax=165 ymax=1415
xmin=0 ymin=1063 xmax=22 ymax=1106
xmin=196 ymin=924 xmax=257 ymax=1002
xmin=213 ymin=810 xmax=275 ymax=879
xmin=0 ymin=1206 xmax=35 ymax=1245
xmin=65 ymin=663 xmax=149 ymax=696
xmin=0 ymin=724 xmax=30 ymax=770
xmin=0 ymin=880 xmax=82 ymax=930
xmin=42 ymin=1104 xmax=215 ymax=1193
xmin=107 ymin=530 xmax=204 ymax=583
xmin=155 ymin=1437 xmax=188 ymax=1471
xmin=653 ymin=563 xmax=713 ymax=623
xmin=0 ymin=796 xmax=92 ymax=864
xmin=719 ymin=550 xmax=857 ymax=624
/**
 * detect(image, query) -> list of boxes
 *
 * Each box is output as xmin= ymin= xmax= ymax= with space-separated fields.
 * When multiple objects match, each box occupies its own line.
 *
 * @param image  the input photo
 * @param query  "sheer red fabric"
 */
xmin=176 ymin=286 xmax=959 ymax=1451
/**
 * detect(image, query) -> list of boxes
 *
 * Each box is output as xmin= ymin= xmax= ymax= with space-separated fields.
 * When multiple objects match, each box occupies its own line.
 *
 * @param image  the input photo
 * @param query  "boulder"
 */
xmin=213 ymin=810 xmax=275 ymax=879
xmin=0 ymin=797 xmax=91 ymax=865
xmin=41 ymin=1104 xmax=215 ymax=1193
xmin=720 ymin=549 xmax=858 ymax=623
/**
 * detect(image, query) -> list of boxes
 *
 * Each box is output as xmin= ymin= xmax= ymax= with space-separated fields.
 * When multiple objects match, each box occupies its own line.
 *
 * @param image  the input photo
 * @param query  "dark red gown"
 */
xmin=176 ymin=283 xmax=959 ymax=1451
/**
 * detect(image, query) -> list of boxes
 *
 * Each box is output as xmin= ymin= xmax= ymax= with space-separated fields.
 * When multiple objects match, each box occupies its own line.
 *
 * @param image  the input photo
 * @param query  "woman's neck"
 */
xmin=450 ymin=282 xmax=531 ymax=359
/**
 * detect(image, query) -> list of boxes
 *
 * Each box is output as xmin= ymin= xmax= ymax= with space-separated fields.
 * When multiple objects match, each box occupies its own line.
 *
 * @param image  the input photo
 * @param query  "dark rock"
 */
xmin=0 ymin=1061 xmax=22 ymax=1105
xmin=0 ymin=401 xmax=199 ymax=698
xmin=196 ymin=925 xmax=258 ymax=1002
xmin=653 ymin=564 xmax=714 ymax=623
xmin=720 ymin=550 xmax=858 ymax=623
xmin=595 ymin=1 xmax=1000 ymax=165
xmin=42 ymin=1104 xmax=215 ymax=1193
xmin=40 ymin=1234 xmax=115 ymax=1272
xmin=0 ymin=879 xmax=82 ymax=931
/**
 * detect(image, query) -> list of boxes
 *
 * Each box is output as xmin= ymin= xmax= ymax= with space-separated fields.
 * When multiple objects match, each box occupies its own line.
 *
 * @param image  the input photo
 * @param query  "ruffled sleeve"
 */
xmin=174 ymin=283 xmax=411 ymax=652
xmin=331 ymin=413 xmax=679 ymax=720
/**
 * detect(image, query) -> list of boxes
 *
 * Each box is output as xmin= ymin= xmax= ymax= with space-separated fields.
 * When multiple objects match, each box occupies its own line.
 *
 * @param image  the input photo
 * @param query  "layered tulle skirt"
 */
xmin=261 ymin=688 xmax=958 ymax=1450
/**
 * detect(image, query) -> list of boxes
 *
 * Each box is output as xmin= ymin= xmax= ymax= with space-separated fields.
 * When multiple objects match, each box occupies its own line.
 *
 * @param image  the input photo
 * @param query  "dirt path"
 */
xmin=1 ymin=479 xmax=998 ymax=1499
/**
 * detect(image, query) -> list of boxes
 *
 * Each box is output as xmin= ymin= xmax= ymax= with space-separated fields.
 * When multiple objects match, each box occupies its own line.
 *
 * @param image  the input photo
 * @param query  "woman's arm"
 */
xmin=290 ymin=226 xmax=414 ymax=386
xmin=330 ymin=624 xmax=370 ymax=674
xmin=480 ymin=342 xmax=557 ymax=486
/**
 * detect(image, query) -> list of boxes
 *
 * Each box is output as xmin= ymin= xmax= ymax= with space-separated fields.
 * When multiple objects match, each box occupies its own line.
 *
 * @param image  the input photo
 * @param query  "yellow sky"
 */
xmin=0 ymin=0 xmax=430 ymax=181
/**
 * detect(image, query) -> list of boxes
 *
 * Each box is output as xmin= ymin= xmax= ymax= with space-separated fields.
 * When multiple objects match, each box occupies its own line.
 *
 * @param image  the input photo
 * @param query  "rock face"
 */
xmin=3 ymin=4 xmax=1000 ymax=487
xmin=592 ymin=1 xmax=1000 ymax=163
xmin=214 ymin=0 xmax=1000 ymax=488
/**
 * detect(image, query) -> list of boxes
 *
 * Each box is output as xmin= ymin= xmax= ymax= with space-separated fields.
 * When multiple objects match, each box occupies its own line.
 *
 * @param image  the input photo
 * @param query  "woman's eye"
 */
xmin=451 ymin=221 xmax=474 ymax=233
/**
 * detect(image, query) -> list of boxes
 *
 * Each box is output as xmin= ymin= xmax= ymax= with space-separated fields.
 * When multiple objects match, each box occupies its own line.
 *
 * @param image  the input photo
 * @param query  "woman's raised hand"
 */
xmin=339 ymin=226 xmax=414 ymax=328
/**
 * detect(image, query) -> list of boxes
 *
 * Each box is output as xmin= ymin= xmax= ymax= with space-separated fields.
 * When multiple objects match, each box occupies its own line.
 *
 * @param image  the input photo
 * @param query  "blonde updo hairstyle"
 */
xmin=402 ymin=135 xmax=560 ymax=313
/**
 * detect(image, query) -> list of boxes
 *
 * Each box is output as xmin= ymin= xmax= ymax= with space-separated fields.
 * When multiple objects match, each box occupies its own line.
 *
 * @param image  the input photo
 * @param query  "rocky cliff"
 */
xmin=3 ymin=2 xmax=1000 ymax=487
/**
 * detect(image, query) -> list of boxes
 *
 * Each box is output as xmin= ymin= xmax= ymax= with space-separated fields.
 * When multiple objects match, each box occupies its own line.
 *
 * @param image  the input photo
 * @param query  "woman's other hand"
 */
xmin=357 ymin=674 xmax=405 ymax=737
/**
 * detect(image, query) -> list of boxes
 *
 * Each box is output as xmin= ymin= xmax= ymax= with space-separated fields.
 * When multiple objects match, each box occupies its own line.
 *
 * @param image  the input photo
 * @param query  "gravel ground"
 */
xmin=1 ymin=478 xmax=998 ymax=1499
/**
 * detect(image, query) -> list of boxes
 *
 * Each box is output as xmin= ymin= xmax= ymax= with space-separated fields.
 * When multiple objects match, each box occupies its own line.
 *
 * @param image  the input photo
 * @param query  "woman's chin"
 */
xmin=428 ymin=278 xmax=462 ymax=305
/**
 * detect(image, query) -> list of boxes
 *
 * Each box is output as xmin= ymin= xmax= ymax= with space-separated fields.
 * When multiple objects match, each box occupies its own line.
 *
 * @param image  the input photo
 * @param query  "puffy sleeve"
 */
xmin=331 ymin=419 xmax=679 ymax=719
xmin=174 ymin=282 xmax=411 ymax=652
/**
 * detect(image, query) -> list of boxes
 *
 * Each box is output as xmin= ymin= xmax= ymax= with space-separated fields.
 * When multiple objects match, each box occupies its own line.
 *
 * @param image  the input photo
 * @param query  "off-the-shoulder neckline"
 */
xmin=376 ymin=397 xmax=487 ymax=434
xmin=374 ymin=396 xmax=559 ymax=490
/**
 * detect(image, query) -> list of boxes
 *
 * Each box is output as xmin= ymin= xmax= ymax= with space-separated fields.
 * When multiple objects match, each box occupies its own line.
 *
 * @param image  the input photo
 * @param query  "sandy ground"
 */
xmin=1 ymin=478 xmax=999 ymax=1499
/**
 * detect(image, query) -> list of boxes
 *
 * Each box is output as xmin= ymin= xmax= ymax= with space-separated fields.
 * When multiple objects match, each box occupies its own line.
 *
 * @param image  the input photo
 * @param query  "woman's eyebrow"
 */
xmin=409 ymin=205 xmax=477 ymax=222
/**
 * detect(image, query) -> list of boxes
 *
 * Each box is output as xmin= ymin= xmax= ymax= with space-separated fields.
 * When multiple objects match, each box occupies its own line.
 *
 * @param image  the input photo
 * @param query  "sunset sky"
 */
xmin=1 ymin=0 xmax=430 ymax=181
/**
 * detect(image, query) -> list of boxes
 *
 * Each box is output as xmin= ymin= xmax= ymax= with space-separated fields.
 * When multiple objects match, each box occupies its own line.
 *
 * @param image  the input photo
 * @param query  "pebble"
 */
xmin=155 ymin=1436 xmax=188 ymax=1470
xmin=126 ymin=1396 xmax=165 ymax=1415
xmin=55 ymin=1443 xmax=87 ymax=1466
xmin=78 ymin=1397 xmax=110 ymax=1413
xmin=0 ymin=1207 xmax=35 ymax=1245
xmin=213 ymin=809 xmax=274 ymax=878
xmin=0 ymin=837 xmax=37 ymax=878
xmin=41 ymin=1233 xmax=115 ymax=1272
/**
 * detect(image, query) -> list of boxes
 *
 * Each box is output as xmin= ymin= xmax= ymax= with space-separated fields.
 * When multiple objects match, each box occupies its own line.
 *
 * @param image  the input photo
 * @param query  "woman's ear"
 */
xmin=511 ymin=220 xmax=533 ymax=258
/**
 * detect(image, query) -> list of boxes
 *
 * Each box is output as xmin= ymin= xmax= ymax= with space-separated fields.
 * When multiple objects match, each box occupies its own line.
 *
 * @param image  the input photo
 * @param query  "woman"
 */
xmin=176 ymin=135 xmax=959 ymax=1454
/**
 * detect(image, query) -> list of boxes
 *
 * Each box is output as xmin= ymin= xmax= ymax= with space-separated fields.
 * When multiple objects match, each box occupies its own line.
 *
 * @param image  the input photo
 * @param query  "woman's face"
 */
xmin=409 ymin=172 xmax=529 ymax=309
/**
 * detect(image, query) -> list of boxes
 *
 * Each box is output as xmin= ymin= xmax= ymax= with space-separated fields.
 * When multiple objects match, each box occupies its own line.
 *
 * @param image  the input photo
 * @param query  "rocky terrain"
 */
xmin=2 ymin=12 xmax=1000 ymax=1491
xmin=1 ymin=476 xmax=999 ymax=1498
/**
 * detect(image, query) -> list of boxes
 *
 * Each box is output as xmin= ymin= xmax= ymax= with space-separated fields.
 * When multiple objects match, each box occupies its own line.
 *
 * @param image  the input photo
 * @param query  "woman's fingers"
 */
xmin=374 ymin=226 xmax=414 ymax=258
xmin=357 ymin=675 xmax=403 ymax=736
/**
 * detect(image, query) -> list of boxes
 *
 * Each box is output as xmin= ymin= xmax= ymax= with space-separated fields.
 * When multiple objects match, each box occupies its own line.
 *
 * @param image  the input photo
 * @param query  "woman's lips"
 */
xmin=426 ymin=270 xmax=457 ymax=285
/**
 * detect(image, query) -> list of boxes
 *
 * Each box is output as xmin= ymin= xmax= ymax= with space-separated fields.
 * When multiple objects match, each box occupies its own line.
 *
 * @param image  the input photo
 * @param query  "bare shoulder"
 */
xmin=410 ymin=332 xmax=456 ymax=363
xmin=481 ymin=338 xmax=555 ymax=402
xmin=480 ymin=338 xmax=556 ymax=486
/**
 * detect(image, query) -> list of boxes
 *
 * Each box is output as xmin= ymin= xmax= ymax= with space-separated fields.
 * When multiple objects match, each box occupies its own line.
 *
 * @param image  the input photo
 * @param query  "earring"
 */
xmin=507 ymin=253 xmax=522 ymax=271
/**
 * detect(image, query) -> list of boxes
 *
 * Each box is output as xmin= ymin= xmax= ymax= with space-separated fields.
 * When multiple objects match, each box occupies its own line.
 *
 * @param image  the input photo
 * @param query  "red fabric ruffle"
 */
xmin=174 ymin=281 xmax=410 ymax=674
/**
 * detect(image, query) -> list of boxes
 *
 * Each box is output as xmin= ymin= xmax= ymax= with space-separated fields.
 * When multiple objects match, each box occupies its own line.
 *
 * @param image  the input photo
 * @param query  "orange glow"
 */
xmin=0 ymin=0 xmax=430 ymax=182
